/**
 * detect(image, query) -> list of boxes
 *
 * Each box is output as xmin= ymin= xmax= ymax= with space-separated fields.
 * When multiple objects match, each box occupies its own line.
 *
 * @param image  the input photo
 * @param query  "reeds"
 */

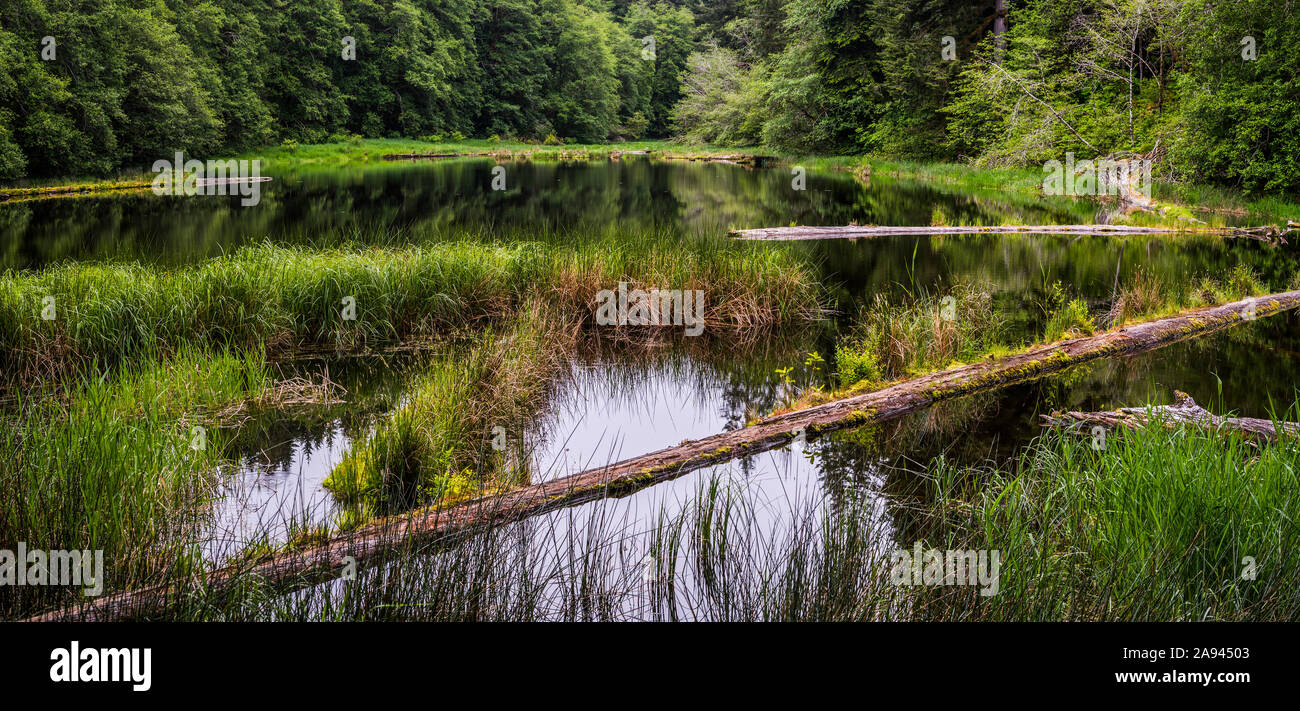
xmin=835 ymin=282 xmax=1006 ymax=388
xmin=0 ymin=231 xmax=821 ymax=377
xmin=324 ymin=301 xmax=573 ymax=519
xmin=0 ymin=347 xmax=275 ymax=617
xmin=935 ymin=416 xmax=1300 ymax=620
xmin=140 ymin=410 xmax=1300 ymax=622
xmin=1103 ymin=264 xmax=1268 ymax=328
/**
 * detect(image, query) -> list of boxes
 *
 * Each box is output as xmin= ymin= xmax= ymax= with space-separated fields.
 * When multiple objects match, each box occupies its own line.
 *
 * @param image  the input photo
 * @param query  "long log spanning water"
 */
xmin=731 ymin=224 xmax=1288 ymax=241
xmin=28 ymin=290 xmax=1300 ymax=622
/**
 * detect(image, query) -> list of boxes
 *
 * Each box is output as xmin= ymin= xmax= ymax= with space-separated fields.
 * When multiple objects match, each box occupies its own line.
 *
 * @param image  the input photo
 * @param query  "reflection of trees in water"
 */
xmin=814 ymin=231 xmax=1291 ymax=339
xmin=538 ymin=330 xmax=823 ymax=479
xmin=0 ymin=159 xmax=1095 ymax=268
xmin=1033 ymin=316 xmax=1300 ymax=420
xmin=9 ymin=159 xmax=1293 ymax=315
xmin=223 ymin=353 xmax=423 ymax=473
xmin=230 ymin=413 xmax=363 ymax=476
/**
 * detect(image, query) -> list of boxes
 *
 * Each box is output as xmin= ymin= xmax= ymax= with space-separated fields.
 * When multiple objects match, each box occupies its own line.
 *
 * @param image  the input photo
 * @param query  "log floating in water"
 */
xmin=731 ymin=224 xmax=1292 ymax=242
xmin=658 ymin=153 xmax=775 ymax=166
xmin=1043 ymin=390 xmax=1300 ymax=442
xmin=381 ymin=150 xmax=775 ymax=165
xmin=383 ymin=152 xmax=503 ymax=160
xmin=29 ymin=290 xmax=1300 ymax=622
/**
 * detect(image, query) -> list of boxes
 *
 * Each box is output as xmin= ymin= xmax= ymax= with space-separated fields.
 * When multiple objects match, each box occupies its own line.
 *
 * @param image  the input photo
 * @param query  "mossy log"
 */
xmin=382 ymin=151 xmax=504 ymax=160
xmin=658 ymin=153 xmax=775 ymax=166
xmin=30 ymin=290 xmax=1300 ymax=622
xmin=1043 ymin=390 xmax=1299 ymax=442
xmin=731 ymin=224 xmax=1291 ymax=242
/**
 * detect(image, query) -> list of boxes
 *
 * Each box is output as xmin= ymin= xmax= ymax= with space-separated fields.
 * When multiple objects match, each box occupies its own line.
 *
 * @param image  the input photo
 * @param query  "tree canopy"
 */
xmin=1 ymin=0 xmax=1297 ymax=195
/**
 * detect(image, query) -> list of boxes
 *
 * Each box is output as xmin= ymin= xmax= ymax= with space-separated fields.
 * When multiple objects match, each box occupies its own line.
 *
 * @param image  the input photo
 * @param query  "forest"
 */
xmin=1 ymin=0 xmax=1297 ymax=194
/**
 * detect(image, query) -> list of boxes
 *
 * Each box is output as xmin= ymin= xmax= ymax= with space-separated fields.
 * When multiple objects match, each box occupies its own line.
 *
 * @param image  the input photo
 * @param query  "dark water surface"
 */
xmin=0 ymin=157 xmax=1086 ymax=268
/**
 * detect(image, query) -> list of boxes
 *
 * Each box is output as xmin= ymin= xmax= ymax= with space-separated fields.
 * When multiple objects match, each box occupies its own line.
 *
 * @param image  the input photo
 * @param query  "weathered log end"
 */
xmin=1043 ymin=389 xmax=1300 ymax=442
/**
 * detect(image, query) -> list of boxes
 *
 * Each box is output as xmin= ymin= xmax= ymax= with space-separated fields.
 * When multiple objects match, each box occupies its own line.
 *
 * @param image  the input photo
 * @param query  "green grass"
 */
xmin=829 ymin=265 xmax=1279 ymax=399
xmin=0 ymin=229 xmax=821 ymax=377
xmin=835 ymin=282 xmax=1008 ymax=389
xmin=237 ymin=137 xmax=767 ymax=172
xmin=923 ymin=418 xmax=1300 ymax=620
xmin=0 ymin=178 xmax=154 ymax=201
xmin=1041 ymin=281 xmax=1096 ymax=342
xmin=0 ymin=347 xmax=277 ymax=618
xmin=1104 ymin=264 xmax=1269 ymax=328
xmin=324 ymin=302 xmax=568 ymax=521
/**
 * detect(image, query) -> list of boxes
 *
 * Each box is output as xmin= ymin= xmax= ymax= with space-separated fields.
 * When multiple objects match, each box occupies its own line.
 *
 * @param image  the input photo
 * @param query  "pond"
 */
xmin=8 ymin=156 xmax=1299 ymax=570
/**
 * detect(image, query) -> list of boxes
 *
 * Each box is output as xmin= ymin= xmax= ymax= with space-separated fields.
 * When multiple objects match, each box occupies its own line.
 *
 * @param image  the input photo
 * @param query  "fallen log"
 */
xmin=660 ymin=153 xmax=775 ymax=165
xmin=1043 ymin=390 xmax=1300 ymax=442
xmin=382 ymin=151 xmax=504 ymax=160
xmin=731 ymin=224 xmax=1292 ymax=242
xmin=0 ymin=176 xmax=275 ymax=204
xmin=0 ymin=180 xmax=152 ymax=202
xmin=28 ymin=290 xmax=1300 ymax=621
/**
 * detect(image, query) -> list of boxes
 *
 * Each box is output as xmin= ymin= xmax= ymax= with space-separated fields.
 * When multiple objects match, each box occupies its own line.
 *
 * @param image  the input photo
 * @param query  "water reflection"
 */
xmin=206 ymin=314 xmax=1300 ymax=564
xmin=1 ymin=157 xmax=1093 ymax=269
xmin=205 ymin=424 xmax=350 ymax=562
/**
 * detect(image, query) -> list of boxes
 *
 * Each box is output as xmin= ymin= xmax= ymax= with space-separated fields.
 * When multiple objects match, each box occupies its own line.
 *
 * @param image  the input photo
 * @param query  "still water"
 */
xmin=9 ymin=157 xmax=1296 ymax=559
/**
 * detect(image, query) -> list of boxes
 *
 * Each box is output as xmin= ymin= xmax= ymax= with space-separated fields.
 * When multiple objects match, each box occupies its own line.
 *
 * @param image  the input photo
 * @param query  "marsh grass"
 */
xmin=835 ymin=282 xmax=1006 ymax=389
xmin=1104 ymin=264 xmax=1268 ymax=328
xmin=1041 ymin=282 xmax=1096 ymax=342
xmin=0 ymin=347 xmax=275 ymax=617
xmin=828 ymin=264 xmax=1278 ymax=402
xmin=0 ymin=344 xmax=367 ymax=618
xmin=237 ymin=138 xmax=758 ymax=171
xmin=324 ymin=301 xmax=574 ymax=520
xmin=932 ymin=417 xmax=1300 ymax=620
xmin=0 ymin=230 xmax=820 ymax=377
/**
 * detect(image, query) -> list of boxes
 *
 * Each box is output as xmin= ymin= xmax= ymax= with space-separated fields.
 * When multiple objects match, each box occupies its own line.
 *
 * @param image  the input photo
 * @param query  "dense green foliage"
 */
xmin=0 ymin=0 xmax=697 ymax=178
xmin=3 ymin=0 xmax=1297 ymax=194
xmin=673 ymin=0 xmax=1300 ymax=195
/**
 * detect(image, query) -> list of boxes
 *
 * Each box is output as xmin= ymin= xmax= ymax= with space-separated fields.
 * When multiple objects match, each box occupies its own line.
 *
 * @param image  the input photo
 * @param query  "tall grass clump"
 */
xmin=928 ymin=418 xmax=1300 ymax=620
xmin=1040 ymin=281 xmax=1095 ymax=343
xmin=1105 ymin=264 xmax=1268 ymax=328
xmin=1189 ymin=263 xmax=1268 ymax=307
xmin=0 ymin=236 xmax=820 ymax=376
xmin=0 ymin=347 xmax=278 ymax=618
xmin=835 ymin=282 xmax=1005 ymax=389
xmin=323 ymin=302 xmax=573 ymax=521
